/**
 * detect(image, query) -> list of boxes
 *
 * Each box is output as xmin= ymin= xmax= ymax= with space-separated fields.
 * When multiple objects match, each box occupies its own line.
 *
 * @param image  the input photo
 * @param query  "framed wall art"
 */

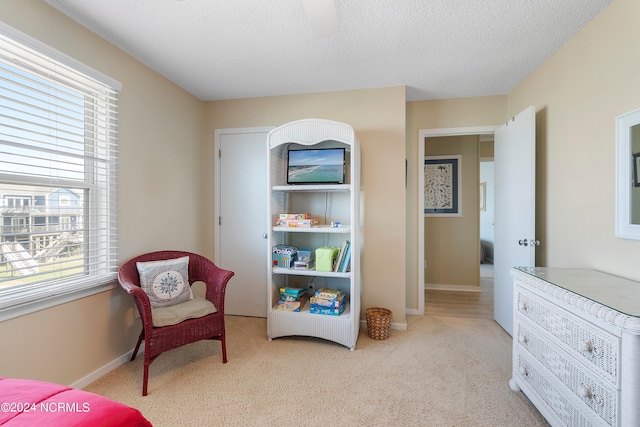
xmin=424 ymin=155 xmax=461 ymax=216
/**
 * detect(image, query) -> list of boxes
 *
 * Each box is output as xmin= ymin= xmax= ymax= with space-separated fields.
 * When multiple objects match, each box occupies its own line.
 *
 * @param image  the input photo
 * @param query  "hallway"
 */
xmin=424 ymin=264 xmax=494 ymax=320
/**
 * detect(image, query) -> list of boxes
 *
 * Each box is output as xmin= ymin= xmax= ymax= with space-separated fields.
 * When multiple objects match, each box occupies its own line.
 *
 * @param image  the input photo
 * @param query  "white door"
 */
xmin=216 ymin=128 xmax=273 ymax=317
xmin=493 ymin=106 xmax=536 ymax=335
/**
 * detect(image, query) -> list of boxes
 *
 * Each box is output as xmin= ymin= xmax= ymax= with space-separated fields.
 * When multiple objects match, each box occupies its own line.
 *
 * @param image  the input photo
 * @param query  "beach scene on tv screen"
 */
xmin=288 ymin=149 xmax=344 ymax=184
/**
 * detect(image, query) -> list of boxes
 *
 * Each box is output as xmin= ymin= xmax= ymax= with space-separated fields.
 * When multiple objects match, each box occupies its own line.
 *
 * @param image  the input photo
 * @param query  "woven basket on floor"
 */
xmin=365 ymin=307 xmax=392 ymax=340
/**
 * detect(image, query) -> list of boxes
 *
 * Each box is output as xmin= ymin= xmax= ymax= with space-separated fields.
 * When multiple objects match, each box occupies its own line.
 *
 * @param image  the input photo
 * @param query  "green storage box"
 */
xmin=315 ymin=246 xmax=339 ymax=271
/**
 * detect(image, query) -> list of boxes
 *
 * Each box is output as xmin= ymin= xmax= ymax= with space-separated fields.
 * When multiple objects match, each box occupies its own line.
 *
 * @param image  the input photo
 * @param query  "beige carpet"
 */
xmin=84 ymin=314 xmax=549 ymax=426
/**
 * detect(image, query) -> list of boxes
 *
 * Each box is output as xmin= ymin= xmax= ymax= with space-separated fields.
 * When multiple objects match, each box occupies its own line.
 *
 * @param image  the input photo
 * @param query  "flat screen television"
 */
xmin=287 ymin=148 xmax=345 ymax=185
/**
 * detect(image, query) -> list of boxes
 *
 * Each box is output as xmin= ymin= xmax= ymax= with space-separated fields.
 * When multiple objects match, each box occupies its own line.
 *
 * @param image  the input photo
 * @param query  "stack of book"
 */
xmin=276 ymin=287 xmax=308 ymax=312
xmin=332 ymin=240 xmax=352 ymax=272
xmin=310 ymin=288 xmax=346 ymax=316
xmin=275 ymin=213 xmax=319 ymax=228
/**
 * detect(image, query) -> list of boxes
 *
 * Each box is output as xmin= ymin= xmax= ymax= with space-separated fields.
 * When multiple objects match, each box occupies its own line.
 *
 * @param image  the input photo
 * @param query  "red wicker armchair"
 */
xmin=118 ymin=251 xmax=234 ymax=396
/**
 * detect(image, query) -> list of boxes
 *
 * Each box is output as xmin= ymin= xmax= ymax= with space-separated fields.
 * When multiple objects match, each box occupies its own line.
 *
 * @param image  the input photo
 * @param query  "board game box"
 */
xmin=272 ymin=245 xmax=297 ymax=268
xmin=279 ymin=287 xmax=307 ymax=298
xmin=310 ymin=293 xmax=345 ymax=308
xmin=314 ymin=288 xmax=344 ymax=300
xmin=310 ymin=303 xmax=346 ymax=316
xmin=276 ymin=297 xmax=307 ymax=312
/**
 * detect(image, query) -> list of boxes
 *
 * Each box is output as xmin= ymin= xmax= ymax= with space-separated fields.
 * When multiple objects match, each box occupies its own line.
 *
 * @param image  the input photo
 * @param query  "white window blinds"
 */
xmin=0 ymin=22 xmax=121 ymax=315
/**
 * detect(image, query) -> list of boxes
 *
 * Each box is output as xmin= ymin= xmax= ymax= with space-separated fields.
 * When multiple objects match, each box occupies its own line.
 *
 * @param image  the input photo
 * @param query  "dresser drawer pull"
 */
xmin=518 ymin=301 xmax=530 ymax=313
xmin=518 ymin=365 xmax=530 ymax=379
xmin=581 ymin=339 xmax=602 ymax=358
xmin=518 ymin=333 xmax=529 ymax=345
xmin=577 ymin=385 xmax=604 ymax=406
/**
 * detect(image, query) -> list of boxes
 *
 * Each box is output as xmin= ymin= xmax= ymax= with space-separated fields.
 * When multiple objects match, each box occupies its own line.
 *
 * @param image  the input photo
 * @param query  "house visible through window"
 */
xmin=0 ymin=22 xmax=121 ymax=318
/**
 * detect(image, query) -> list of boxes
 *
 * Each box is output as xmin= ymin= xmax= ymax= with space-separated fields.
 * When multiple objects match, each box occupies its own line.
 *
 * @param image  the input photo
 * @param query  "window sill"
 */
xmin=0 ymin=276 xmax=117 ymax=322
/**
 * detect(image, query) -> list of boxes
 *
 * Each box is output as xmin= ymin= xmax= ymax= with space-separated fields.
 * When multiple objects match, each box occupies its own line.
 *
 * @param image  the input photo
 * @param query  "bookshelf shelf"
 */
xmin=272 ymin=266 xmax=350 ymax=278
xmin=272 ymin=302 xmax=351 ymax=317
xmin=272 ymin=225 xmax=351 ymax=234
xmin=272 ymin=184 xmax=351 ymax=192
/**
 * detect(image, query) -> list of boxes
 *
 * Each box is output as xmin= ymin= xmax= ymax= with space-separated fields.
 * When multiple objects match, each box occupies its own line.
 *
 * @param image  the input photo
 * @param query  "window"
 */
xmin=10 ymin=217 xmax=27 ymax=233
xmin=59 ymin=216 xmax=71 ymax=231
xmin=4 ymin=196 xmax=31 ymax=210
xmin=0 ymin=22 xmax=121 ymax=320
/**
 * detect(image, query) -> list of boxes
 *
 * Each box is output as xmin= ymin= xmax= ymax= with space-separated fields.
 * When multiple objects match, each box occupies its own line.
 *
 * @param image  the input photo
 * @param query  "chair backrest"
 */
xmin=118 ymin=250 xmax=215 ymax=290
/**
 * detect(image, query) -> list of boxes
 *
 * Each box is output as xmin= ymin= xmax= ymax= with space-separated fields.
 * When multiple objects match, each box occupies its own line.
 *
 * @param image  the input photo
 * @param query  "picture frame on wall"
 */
xmin=424 ymin=155 xmax=461 ymax=216
xmin=634 ymin=153 xmax=640 ymax=187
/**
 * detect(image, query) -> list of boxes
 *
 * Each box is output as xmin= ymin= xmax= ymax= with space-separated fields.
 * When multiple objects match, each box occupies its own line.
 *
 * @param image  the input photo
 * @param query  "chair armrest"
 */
xmin=118 ymin=271 xmax=154 ymax=332
xmin=204 ymin=266 xmax=235 ymax=312
xmin=187 ymin=257 xmax=234 ymax=313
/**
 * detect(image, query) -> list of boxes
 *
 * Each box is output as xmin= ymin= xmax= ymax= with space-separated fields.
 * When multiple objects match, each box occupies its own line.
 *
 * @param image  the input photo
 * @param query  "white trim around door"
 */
xmin=416 ymin=126 xmax=498 ymax=316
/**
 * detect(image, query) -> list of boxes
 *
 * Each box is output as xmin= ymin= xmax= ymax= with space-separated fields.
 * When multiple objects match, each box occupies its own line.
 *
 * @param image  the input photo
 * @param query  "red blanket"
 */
xmin=0 ymin=378 xmax=151 ymax=426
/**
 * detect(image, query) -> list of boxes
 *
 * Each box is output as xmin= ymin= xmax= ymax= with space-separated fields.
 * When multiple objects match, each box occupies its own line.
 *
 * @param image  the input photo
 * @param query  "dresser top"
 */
xmin=513 ymin=267 xmax=640 ymax=318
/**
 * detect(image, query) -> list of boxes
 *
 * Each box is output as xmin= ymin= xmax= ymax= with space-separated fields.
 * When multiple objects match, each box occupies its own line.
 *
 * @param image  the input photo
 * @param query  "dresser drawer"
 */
xmin=514 ymin=350 xmax=611 ymax=427
xmin=515 ymin=318 xmax=618 ymax=426
xmin=515 ymin=286 xmax=620 ymax=385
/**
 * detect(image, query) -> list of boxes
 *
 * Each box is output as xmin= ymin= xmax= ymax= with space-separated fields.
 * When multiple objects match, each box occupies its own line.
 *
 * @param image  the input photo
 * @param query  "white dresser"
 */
xmin=509 ymin=267 xmax=640 ymax=427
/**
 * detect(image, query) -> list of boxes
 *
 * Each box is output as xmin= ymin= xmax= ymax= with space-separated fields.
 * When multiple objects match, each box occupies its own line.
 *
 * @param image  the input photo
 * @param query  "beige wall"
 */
xmin=203 ymin=87 xmax=407 ymax=325
xmin=405 ymin=96 xmax=507 ymax=310
xmin=0 ymin=1 xmax=205 ymax=385
xmin=507 ymin=0 xmax=640 ymax=281
xmin=480 ymin=140 xmax=495 ymax=159
xmin=425 ymin=135 xmax=480 ymax=287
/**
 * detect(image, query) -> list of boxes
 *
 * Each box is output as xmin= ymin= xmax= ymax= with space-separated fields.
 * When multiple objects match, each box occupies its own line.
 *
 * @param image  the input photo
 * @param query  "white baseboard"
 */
xmin=405 ymin=308 xmax=421 ymax=315
xmin=425 ymin=283 xmax=482 ymax=292
xmin=71 ymin=344 xmax=144 ymax=390
xmin=391 ymin=321 xmax=408 ymax=331
xmin=360 ymin=320 xmax=407 ymax=331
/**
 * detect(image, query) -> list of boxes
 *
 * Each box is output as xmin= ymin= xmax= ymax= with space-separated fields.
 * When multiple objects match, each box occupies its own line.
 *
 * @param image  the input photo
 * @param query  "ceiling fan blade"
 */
xmin=302 ymin=0 xmax=339 ymax=38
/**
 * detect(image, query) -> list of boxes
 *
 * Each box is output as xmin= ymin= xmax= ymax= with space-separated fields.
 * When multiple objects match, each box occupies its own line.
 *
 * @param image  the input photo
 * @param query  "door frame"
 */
xmin=214 ymin=126 xmax=274 ymax=266
xmin=416 ymin=126 xmax=498 ymax=315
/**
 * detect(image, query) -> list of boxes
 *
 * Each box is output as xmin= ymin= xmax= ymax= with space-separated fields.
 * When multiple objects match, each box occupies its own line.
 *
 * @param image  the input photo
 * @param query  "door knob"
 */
xmin=519 ymin=239 xmax=540 ymax=247
xmin=263 ymin=233 xmax=268 ymax=239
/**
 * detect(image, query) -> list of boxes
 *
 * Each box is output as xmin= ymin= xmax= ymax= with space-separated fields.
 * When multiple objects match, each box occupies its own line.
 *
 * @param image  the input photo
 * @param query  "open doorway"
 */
xmin=417 ymin=126 xmax=498 ymax=316
xmin=419 ymin=108 xmax=536 ymax=334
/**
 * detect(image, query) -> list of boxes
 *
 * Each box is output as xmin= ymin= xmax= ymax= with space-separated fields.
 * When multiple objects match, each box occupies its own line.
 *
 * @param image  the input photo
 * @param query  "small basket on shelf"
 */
xmin=365 ymin=307 xmax=392 ymax=340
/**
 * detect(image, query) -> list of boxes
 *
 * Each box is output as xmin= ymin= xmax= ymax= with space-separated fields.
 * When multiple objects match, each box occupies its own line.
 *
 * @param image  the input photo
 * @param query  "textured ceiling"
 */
xmin=44 ymin=0 xmax=612 ymax=101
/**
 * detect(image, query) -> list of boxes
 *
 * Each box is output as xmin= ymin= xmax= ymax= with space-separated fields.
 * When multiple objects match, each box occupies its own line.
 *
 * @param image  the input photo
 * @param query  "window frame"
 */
xmin=0 ymin=22 xmax=122 ymax=322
